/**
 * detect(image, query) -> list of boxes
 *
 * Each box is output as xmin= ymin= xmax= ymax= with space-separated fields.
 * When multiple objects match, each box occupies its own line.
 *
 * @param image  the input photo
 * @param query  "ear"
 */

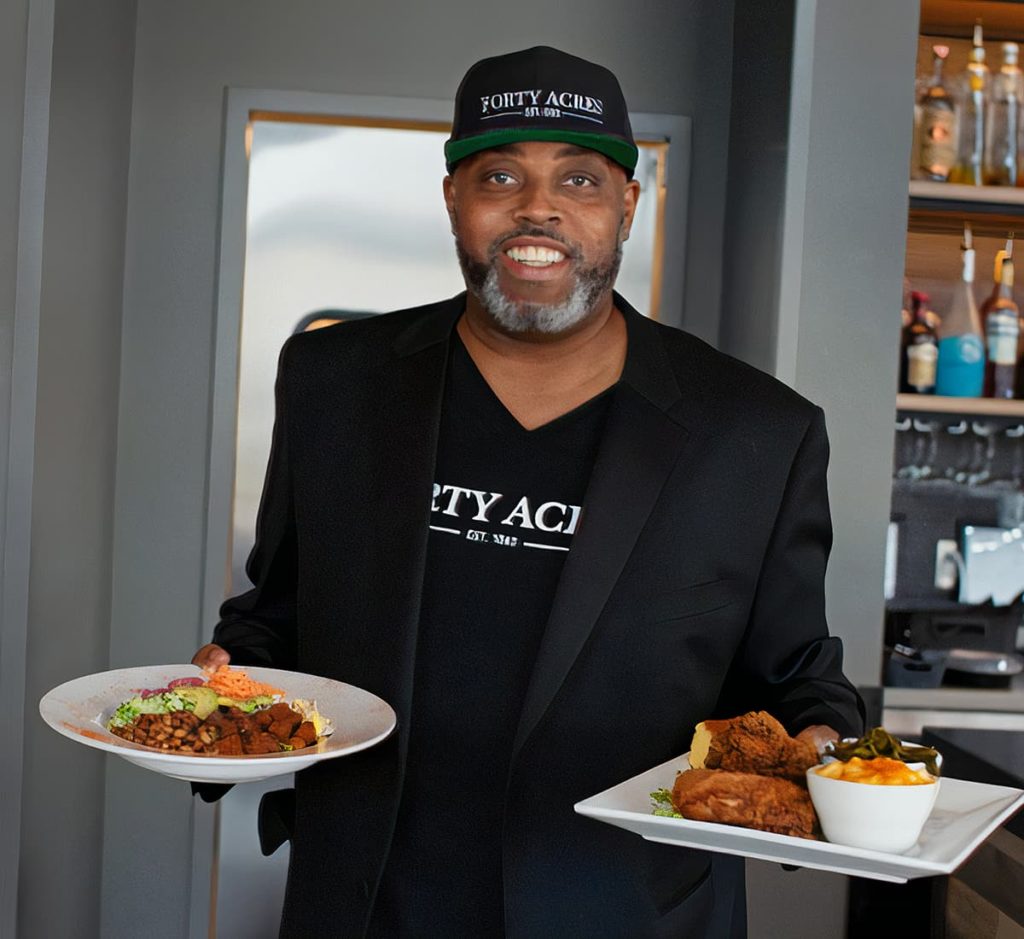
xmin=618 ymin=178 xmax=641 ymax=243
xmin=443 ymin=174 xmax=457 ymax=234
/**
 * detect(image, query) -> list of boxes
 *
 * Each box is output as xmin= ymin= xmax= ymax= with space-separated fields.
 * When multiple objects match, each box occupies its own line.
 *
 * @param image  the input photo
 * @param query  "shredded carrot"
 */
xmin=204 ymin=664 xmax=284 ymax=700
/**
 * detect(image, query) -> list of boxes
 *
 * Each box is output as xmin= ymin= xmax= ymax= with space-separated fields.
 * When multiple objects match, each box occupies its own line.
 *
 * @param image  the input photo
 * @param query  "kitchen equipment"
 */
xmin=885 ymin=644 xmax=949 ymax=688
xmin=961 ymin=525 xmax=1024 ymax=606
xmin=944 ymin=648 xmax=1024 ymax=688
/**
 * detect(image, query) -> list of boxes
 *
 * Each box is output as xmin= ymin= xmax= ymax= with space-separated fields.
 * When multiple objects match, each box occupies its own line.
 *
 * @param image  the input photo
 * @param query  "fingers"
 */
xmin=795 ymin=724 xmax=840 ymax=755
xmin=191 ymin=643 xmax=230 ymax=674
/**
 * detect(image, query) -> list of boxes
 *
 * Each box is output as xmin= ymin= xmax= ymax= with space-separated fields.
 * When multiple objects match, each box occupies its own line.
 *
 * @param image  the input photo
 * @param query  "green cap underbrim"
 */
xmin=445 ymin=128 xmax=638 ymax=174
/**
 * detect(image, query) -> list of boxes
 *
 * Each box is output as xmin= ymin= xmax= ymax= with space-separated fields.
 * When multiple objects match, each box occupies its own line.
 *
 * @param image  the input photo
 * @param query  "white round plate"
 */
xmin=39 ymin=664 xmax=396 ymax=783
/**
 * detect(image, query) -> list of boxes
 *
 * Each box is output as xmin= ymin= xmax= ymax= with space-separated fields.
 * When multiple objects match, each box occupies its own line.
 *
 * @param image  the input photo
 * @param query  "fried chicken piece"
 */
xmin=671 ymin=769 xmax=817 ymax=839
xmin=689 ymin=711 xmax=818 ymax=781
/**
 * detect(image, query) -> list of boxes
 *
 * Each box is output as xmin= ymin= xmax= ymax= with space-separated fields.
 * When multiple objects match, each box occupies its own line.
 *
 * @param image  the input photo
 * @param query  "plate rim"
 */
xmin=39 ymin=663 xmax=397 ymax=777
xmin=573 ymin=751 xmax=1024 ymax=881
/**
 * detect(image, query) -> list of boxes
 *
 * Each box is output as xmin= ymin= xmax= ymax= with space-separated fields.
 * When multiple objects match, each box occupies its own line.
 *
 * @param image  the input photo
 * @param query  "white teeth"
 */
xmin=506 ymin=245 xmax=566 ymax=266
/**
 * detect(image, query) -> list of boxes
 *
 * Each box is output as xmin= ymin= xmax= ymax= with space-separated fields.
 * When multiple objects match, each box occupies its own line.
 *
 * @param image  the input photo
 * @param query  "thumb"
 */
xmin=191 ymin=643 xmax=230 ymax=673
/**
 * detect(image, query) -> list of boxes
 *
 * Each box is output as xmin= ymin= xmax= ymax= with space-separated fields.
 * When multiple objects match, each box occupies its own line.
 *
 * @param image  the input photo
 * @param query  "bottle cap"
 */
xmin=994 ymin=249 xmax=1008 ymax=282
xmin=972 ymin=23 xmax=987 ymax=64
xmin=911 ymin=291 xmax=930 ymax=304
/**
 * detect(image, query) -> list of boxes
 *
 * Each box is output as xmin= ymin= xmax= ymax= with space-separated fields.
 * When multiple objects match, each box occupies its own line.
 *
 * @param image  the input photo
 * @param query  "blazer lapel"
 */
xmin=511 ymin=298 xmax=703 ymax=760
xmin=338 ymin=298 xmax=463 ymax=717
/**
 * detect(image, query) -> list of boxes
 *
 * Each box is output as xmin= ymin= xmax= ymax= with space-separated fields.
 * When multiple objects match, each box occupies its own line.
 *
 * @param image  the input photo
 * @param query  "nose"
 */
xmin=513 ymin=179 xmax=561 ymax=227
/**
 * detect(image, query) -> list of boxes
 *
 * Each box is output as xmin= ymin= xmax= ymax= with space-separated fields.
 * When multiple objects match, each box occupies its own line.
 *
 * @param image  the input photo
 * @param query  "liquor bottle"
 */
xmin=983 ymin=239 xmax=1019 ymax=397
xmin=980 ymin=242 xmax=1010 ymax=317
xmin=918 ymin=45 xmax=956 ymax=181
xmin=936 ymin=224 xmax=986 ymax=396
xmin=950 ymin=23 xmax=990 ymax=185
xmin=985 ymin=43 xmax=1023 ymax=185
xmin=900 ymin=277 xmax=913 ymax=328
xmin=900 ymin=291 xmax=939 ymax=393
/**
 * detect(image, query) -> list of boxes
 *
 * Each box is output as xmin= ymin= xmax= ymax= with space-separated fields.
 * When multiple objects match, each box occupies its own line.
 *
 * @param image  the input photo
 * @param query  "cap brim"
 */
xmin=444 ymin=128 xmax=638 ymax=173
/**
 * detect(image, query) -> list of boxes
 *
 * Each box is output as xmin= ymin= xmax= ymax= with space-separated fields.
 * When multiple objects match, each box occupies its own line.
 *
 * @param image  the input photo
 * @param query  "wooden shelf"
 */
xmin=911 ymin=180 xmax=1024 ymax=207
xmin=922 ymin=0 xmax=1024 ymax=42
xmin=897 ymin=393 xmax=1024 ymax=417
xmin=909 ymin=181 xmax=1024 ymax=236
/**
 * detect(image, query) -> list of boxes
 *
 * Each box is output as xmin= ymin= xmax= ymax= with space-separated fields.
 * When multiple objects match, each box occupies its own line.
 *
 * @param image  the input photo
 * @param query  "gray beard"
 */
xmin=455 ymin=229 xmax=622 ymax=336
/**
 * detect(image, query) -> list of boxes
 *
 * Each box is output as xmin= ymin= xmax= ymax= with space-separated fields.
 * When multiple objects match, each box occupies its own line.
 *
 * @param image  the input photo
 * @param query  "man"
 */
xmin=194 ymin=46 xmax=863 ymax=938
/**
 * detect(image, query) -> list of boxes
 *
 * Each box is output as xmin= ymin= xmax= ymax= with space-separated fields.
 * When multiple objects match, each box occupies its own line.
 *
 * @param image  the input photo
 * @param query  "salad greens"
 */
xmin=107 ymin=689 xmax=276 ymax=729
xmin=650 ymin=788 xmax=683 ymax=818
xmin=108 ymin=691 xmax=195 ymax=728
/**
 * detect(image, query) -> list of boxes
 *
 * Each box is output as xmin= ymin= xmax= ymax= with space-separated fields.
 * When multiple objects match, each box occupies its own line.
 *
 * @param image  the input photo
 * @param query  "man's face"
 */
xmin=443 ymin=141 xmax=640 ymax=337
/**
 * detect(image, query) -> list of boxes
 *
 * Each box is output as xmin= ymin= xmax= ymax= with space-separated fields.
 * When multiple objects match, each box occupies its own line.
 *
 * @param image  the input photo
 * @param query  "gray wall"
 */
xmin=0 ymin=6 xmax=32 ymax=935
xmin=781 ymin=0 xmax=919 ymax=685
xmin=1 ymin=2 xmax=52 ymax=938
xmin=722 ymin=0 xmax=919 ymax=687
xmin=720 ymin=0 xmax=795 ymax=374
xmin=16 ymin=2 xmax=136 ymax=938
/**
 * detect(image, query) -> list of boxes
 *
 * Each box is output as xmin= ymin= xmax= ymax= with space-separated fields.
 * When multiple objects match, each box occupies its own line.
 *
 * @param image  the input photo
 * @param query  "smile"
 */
xmin=504 ymin=245 xmax=567 ymax=267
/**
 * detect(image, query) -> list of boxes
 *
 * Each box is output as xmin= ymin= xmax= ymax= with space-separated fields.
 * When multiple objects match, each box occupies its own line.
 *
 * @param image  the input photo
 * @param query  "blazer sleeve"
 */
xmin=211 ymin=340 xmax=299 ymax=669
xmin=717 ymin=406 xmax=865 ymax=739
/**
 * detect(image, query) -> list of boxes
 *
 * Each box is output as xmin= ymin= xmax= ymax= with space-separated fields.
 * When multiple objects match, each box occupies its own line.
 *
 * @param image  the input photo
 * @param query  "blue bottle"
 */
xmin=935 ymin=225 xmax=986 ymax=397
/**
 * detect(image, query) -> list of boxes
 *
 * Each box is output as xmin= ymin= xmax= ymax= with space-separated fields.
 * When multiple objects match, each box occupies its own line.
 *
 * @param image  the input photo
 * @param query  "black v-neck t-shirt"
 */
xmin=369 ymin=336 xmax=613 ymax=937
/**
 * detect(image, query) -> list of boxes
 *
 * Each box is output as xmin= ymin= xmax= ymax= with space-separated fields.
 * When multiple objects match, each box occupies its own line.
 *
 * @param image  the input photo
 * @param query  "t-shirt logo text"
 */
xmin=431 ymin=483 xmax=582 ymax=535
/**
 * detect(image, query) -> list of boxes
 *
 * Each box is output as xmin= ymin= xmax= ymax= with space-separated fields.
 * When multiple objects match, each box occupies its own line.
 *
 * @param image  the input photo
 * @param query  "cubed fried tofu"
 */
xmin=242 ymin=731 xmax=281 ymax=755
xmin=269 ymin=718 xmax=301 ymax=741
xmin=295 ymin=721 xmax=317 ymax=744
xmin=216 ymin=733 xmax=244 ymax=756
xmin=268 ymin=702 xmax=297 ymax=721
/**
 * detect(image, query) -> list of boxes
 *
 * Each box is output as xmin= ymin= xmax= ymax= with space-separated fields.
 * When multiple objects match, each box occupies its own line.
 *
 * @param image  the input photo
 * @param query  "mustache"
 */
xmin=487 ymin=226 xmax=580 ymax=261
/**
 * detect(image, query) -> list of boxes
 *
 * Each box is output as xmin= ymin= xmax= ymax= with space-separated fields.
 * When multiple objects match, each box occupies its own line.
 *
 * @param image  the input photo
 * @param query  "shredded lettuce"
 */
xmin=109 ymin=697 xmax=142 ymax=728
xmin=650 ymin=788 xmax=683 ymax=819
xmin=107 ymin=691 xmax=193 ymax=729
xmin=235 ymin=696 xmax=271 ymax=713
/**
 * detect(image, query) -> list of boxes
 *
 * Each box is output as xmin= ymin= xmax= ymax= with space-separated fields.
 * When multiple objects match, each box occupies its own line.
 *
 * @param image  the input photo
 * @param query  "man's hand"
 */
xmin=795 ymin=724 xmax=840 ymax=755
xmin=192 ymin=643 xmax=230 ymax=674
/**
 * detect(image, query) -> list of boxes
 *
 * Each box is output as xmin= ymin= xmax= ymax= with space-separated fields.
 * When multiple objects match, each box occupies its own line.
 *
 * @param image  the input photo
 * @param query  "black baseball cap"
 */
xmin=444 ymin=46 xmax=638 ymax=177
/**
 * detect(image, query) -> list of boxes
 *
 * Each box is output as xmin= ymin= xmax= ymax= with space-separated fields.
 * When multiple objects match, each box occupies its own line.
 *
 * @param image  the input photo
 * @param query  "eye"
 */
xmin=486 ymin=170 xmax=517 ymax=186
xmin=565 ymin=174 xmax=595 ymax=188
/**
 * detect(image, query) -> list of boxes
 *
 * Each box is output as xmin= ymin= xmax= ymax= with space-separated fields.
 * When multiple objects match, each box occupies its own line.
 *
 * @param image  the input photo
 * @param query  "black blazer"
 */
xmin=213 ymin=293 xmax=864 ymax=938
